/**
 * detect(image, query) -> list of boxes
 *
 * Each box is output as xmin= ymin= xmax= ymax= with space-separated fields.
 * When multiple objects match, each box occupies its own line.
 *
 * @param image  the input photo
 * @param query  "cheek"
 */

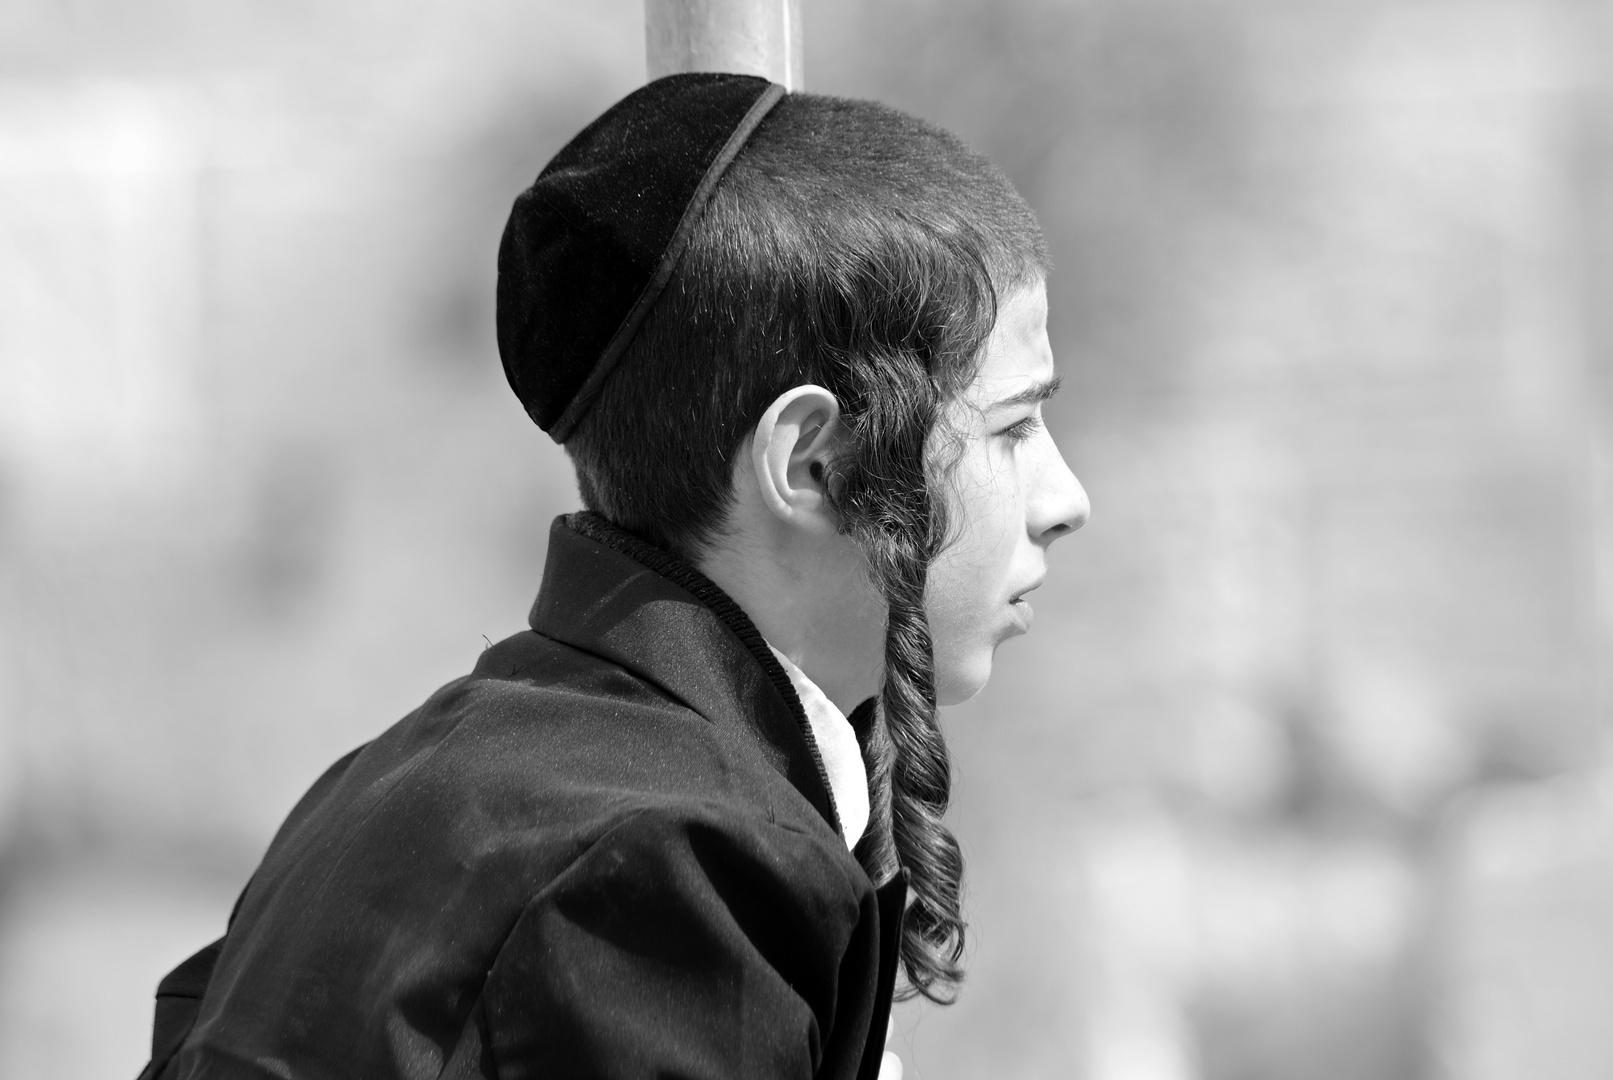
xmin=924 ymin=550 xmax=979 ymax=643
xmin=923 ymin=454 xmax=1027 ymax=704
xmin=945 ymin=452 xmax=1026 ymax=583
xmin=926 ymin=555 xmax=995 ymax=705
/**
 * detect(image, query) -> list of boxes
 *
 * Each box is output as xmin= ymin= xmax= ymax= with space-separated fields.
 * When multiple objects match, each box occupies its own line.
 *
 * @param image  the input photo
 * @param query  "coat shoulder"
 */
xmin=384 ymin=628 xmax=835 ymax=838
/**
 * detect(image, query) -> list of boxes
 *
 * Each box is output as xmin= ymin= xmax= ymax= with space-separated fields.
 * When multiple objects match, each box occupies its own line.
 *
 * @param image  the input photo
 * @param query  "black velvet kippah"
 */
xmin=496 ymin=73 xmax=786 ymax=442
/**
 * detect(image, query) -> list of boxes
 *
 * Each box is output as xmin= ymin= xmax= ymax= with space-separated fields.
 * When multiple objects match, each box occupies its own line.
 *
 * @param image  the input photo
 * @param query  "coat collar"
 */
xmin=528 ymin=512 xmax=843 ymax=838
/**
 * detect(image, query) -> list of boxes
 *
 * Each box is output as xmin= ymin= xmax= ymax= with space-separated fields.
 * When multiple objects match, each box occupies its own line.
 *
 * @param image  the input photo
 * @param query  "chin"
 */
xmin=933 ymin=650 xmax=995 ymax=707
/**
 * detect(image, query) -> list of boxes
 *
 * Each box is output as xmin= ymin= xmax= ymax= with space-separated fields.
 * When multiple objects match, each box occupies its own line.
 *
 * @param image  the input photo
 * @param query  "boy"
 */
xmin=140 ymin=73 xmax=1087 ymax=1080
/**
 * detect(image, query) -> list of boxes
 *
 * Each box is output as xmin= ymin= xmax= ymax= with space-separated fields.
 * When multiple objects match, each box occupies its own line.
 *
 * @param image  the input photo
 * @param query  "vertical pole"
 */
xmin=1588 ymin=18 xmax=1613 ymax=753
xmin=645 ymin=0 xmax=804 ymax=90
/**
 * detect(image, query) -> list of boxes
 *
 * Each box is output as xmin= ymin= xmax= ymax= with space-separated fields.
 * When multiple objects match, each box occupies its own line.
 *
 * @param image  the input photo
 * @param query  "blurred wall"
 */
xmin=2 ymin=1 xmax=1612 ymax=1078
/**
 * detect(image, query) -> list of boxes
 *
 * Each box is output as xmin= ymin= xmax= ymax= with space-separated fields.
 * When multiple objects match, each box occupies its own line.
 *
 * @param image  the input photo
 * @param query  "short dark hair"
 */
xmin=565 ymin=91 xmax=1046 ymax=1003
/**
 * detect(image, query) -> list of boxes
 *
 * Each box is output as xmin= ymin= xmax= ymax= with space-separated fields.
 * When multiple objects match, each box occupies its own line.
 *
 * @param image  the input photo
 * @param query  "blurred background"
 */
xmin=2 ymin=0 xmax=1612 ymax=1076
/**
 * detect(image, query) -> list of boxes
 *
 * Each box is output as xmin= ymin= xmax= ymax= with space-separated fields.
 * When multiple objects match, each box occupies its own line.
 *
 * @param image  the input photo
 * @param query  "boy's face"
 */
xmin=927 ymin=279 xmax=1089 ymax=706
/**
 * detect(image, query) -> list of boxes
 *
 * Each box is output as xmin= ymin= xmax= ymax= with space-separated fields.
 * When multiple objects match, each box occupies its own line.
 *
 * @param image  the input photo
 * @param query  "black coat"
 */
xmin=140 ymin=513 xmax=905 ymax=1080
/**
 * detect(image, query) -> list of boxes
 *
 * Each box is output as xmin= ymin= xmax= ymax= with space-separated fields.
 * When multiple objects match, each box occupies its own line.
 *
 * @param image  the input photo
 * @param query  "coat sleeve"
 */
xmin=477 ymin=808 xmax=882 ymax=1080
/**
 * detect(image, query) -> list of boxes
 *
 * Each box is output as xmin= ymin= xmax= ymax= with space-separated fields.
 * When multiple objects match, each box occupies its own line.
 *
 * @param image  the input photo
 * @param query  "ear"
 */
xmin=748 ymin=384 xmax=842 ymax=535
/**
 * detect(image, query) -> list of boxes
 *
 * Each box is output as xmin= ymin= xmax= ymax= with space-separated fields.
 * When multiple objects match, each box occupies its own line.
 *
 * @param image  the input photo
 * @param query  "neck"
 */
xmin=696 ymin=515 xmax=885 ymax=715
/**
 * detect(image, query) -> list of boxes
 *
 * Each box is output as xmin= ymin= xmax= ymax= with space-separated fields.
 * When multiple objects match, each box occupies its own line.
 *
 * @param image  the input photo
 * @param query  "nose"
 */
xmin=1030 ymin=438 xmax=1089 ymax=545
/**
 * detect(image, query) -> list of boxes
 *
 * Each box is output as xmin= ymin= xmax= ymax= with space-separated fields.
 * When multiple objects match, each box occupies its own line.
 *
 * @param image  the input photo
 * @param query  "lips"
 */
xmin=1007 ymin=579 xmax=1043 ymax=629
xmin=1009 ymin=596 xmax=1035 ymax=628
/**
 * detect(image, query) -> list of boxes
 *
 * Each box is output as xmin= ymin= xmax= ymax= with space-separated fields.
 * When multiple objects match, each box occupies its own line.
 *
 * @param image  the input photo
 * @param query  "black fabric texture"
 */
xmin=856 ymin=871 xmax=911 ymax=1080
xmin=496 ymin=74 xmax=782 ymax=439
xmin=560 ymin=510 xmax=843 ymax=835
xmin=136 ymin=938 xmax=223 ymax=1080
xmin=140 ymin=514 xmax=901 ymax=1080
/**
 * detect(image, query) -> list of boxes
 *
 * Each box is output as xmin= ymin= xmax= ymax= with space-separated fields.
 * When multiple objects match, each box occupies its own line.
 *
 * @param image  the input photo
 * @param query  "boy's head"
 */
xmin=497 ymin=74 xmax=1053 ymax=552
xmin=496 ymin=74 xmax=1086 ymax=1001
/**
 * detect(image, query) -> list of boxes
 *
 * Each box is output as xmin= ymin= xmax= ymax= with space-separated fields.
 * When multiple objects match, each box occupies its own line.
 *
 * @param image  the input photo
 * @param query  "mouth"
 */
xmin=1008 ymin=580 xmax=1043 ymax=628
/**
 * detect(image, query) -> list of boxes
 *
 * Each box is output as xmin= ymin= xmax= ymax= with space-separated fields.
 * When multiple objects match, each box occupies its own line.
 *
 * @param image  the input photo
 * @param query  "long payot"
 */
xmin=832 ymin=342 xmax=966 ymax=1002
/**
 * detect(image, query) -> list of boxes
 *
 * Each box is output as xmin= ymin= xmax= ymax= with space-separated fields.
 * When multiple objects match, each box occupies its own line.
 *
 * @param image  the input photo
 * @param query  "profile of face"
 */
xmin=715 ymin=276 xmax=1087 ymax=714
xmin=925 ymin=278 xmax=1089 ymax=705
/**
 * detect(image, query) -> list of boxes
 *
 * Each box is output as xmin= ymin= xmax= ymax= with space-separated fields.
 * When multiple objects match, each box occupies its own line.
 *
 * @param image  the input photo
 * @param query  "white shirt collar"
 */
xmin=765 ymin=644 xmax=870 ymax=850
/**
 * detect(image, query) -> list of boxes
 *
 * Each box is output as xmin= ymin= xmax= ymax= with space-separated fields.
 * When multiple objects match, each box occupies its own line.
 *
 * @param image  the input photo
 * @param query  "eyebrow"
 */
xmin=986 ymin=375 xmax=1063 ymax=411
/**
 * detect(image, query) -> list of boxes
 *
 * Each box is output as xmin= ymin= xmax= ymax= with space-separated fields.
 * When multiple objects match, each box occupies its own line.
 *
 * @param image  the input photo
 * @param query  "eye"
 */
xmin=997 ymin=415 xmax=1043 ymax=443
